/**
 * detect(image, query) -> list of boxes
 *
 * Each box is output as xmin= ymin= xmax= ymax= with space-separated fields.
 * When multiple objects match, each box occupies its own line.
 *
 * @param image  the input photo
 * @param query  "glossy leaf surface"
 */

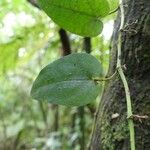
xmin=38 ymin=0 xmax=110 ymax=37
xmin=31 ymin=53 xmax=102 ymax=106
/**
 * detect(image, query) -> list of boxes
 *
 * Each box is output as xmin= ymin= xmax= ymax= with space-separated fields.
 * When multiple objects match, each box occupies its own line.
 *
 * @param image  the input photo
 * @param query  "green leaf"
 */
xmin=31 ymin=53 xmax=102 ymax=106
xmin=38 ymin=0 xmax=110 ymax=37
xmin=108 ymin=0 xmax=119 ymax=12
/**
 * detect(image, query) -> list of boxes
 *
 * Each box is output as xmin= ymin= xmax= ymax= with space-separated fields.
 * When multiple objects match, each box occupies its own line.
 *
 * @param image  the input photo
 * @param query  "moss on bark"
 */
xmin=90 ymin=0 xmax=150 ymax=149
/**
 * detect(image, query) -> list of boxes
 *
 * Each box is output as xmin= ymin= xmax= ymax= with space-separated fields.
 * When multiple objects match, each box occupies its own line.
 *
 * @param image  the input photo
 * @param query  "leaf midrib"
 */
xmin=44 ymin=2 xmax=100 ymax=20
xmin=34 ymin=78 xmax=95 ymax=90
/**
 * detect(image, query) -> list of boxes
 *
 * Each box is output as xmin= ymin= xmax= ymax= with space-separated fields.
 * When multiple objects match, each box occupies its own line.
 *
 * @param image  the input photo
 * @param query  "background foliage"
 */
xmin=0 ymin=0 xmax=117 ymax=149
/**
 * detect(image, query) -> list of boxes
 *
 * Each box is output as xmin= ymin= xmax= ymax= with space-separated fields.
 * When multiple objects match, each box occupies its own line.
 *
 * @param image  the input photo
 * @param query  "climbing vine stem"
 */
xmin=117 ymin=1 xmax=135 ymax=150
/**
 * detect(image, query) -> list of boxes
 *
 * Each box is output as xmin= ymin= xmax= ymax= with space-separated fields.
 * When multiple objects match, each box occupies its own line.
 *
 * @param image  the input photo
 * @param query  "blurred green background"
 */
xmin=0 ymin=0 xmax=116 ymax=149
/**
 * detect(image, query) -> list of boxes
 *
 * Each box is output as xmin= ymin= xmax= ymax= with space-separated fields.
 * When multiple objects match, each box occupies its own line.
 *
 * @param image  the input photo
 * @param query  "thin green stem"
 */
xmin=117 ymin=67 xmax=135 ymax=150
xmin=93 ymin=70 xmax=117 ymax=82
xmin=117 ymin=1 xmax=135 ymax=150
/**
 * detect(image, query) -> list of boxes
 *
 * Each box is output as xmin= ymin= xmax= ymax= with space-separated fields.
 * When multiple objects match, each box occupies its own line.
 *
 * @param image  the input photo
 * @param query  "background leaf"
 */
xmin=38 ymin=0 xmax=110 ymax=37
xmin=31 ymin=53 xmax=103 ymax=106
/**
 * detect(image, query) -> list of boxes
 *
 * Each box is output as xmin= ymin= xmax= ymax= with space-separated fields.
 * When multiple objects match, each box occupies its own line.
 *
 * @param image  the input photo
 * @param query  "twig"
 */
xmin=59 ymin=29 xmax=71 ymax=56
xmin=83 ymin=37 xmax=91 ymax=54
xmin=129 ymin=114 xmax=149 ymax=123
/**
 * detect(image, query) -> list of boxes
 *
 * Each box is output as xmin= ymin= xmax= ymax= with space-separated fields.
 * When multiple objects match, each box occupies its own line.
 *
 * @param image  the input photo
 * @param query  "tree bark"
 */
xmin=90 ymin=0 xmax=150 ymax=149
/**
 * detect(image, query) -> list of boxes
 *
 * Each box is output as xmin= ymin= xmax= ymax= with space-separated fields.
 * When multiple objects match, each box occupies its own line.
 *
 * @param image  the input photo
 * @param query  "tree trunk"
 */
xmin=90 ymin=0 xmax=150 ymax=149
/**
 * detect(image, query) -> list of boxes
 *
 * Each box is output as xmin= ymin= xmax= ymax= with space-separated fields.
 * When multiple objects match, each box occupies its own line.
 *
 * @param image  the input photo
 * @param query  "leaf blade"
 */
xmin=31 ymin=53 xmax=102 ymax=106
xmin=38 ymin=0 xmax=110 ymax=37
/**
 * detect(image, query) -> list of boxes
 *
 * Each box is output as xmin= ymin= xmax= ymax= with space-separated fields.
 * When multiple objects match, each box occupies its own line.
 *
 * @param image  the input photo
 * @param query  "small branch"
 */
xmin=78 ymin=106 xmax=85 ymax=150
xmin=38 ymin=101 xmax=48 ymax=133
xmin=117 ymin=1 xmax=135 ymax=150
xmin=53 ymin=105 xmax=59 ymax=131
xmin=128 ymin=114 xmax=149 ymax=123
xmin=83 ymin=37 xmax=91 ymax=54
xmin=130 ymin=115 xmax=149 ymax=119
xmin=78 ymin=37 xmax=91 ymax=150
xmin=58 ymin=29 xmax=71 ymax=56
